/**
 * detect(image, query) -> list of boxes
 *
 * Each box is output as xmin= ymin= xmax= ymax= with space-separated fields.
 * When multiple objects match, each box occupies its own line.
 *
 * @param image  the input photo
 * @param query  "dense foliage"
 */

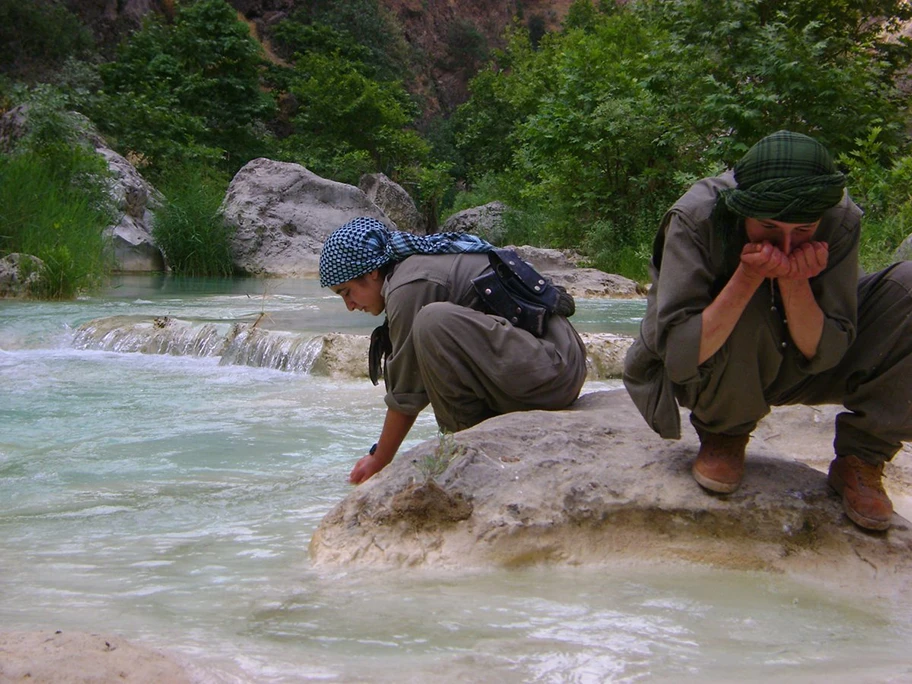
xmin=2 ymin=0 xmax=912 ymax=295
xmin=449 ymin=0 xmax=912 ymax=277
xmin=0 ymin=87 xmax=114 ymax=298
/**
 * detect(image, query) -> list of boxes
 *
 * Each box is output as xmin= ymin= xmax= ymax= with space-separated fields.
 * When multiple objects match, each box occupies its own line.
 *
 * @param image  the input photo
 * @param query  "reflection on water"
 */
xmin=1 ymin=276 xmax=909 ymax=683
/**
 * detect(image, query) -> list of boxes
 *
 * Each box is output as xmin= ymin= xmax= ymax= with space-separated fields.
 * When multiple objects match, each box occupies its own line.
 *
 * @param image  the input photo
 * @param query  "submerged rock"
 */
xmin=310 ymin=390 xmax=912 ymax=599
xmin=0 ymin=631 xmax=192 ymax=684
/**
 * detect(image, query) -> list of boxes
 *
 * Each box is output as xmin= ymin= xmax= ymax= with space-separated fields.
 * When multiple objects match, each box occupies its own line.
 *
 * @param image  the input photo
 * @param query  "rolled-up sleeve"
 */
xmin=383 ymin=278 xmax=447 ymax=415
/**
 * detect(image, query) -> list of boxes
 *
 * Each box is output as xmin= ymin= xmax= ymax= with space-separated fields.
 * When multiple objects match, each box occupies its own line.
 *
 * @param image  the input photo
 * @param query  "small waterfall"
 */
xmin=72 ymin=316 xmax=227 ymax=357
xmin=73 ymin=316 xmax=327 ymax=374
xmin=220 ymin=325 xmax=323 ymax=373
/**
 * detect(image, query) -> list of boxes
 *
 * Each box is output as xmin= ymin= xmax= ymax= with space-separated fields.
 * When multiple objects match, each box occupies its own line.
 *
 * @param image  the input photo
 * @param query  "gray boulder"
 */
xmin=310 ymin=390 xmax=912 ymax=600
xmin=0 ymin=253 xmax=44 ymax=297
xmin=507 ymin=245 xmax=645 ymax=298
xmin=441 ymin=201 xmax=508 ymax=244
xmin=579 ymin=332 xmax=634 ymax=378
xmin=359 ymin=173 xmax=425 ymax=234
xmin=222 ymin=158 xmax=393 ymax=277
xmin=507 ymin=245 xmax=583 ymax=271
xmin=547 ymin=268 xmax=645 ymax=298
xmin=98 ymin=146 xmax=164 ymax=273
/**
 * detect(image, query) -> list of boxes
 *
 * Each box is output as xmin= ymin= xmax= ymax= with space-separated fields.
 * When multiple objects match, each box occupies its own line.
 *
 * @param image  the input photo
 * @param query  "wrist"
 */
xmin=733 ymin=264 xmax=766 ymax=291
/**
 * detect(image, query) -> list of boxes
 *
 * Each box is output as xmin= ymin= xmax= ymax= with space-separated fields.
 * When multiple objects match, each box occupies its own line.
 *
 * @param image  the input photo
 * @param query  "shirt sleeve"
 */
xmin=383 ymin=277 xmax=448 ymax=415
xmin=795 ymin=200 xmax=859 ymax=374
xmin=653 ymin=211 xmax=714 ymax=385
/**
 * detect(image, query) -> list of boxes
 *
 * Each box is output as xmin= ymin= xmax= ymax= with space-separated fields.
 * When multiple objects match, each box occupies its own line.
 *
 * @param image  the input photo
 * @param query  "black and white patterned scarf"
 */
xmin=319 ymin=216 xmax=493 ymax=287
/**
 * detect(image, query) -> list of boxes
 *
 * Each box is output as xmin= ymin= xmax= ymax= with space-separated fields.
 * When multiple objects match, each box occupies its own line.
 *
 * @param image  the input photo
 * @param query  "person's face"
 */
xmin=330 ymin=270 xmax=385 ymax=315
xmin=744 ymin=217 xmax=820 ymax=255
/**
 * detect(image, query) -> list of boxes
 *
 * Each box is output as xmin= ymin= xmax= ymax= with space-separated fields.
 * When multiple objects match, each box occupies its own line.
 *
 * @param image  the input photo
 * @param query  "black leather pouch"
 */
xmin=472 ymin=249 xmax=574 ymax=337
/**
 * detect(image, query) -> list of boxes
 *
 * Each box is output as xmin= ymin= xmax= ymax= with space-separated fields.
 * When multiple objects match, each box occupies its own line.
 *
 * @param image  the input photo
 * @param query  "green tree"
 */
xmin=90 ymin=0 xmax=275 ymax=177
xmin=277 ymin=50 xmax=428 ymax=183
xmin=269 ymin=1 xmax=410 ymax=82
xmin=640 ymin=0 xmax=912 ymax=163
xmin=0 ymin=0 xmax=95 ymax=81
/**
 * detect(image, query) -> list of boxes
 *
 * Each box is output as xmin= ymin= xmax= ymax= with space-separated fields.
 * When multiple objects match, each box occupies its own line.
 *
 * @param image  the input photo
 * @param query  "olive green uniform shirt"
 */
xmin=380 ymin=253 xmax=587 ymax=431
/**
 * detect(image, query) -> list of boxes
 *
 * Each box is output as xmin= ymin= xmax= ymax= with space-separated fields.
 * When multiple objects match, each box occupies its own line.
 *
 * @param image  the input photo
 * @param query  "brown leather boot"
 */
xmin=692 ymin=431 xmax=751 ymax=493
xmin=827 ymin=455 xmax=893 ymax=531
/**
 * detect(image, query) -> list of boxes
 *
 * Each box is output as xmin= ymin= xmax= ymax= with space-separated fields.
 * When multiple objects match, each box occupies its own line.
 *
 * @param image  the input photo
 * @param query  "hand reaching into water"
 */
xmin=349 ymin=448 xmax=392 ymax=484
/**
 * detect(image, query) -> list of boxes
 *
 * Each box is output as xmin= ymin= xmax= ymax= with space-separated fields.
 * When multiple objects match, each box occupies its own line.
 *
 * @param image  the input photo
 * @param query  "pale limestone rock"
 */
xmin=96 ymin=146 xmax=164 ymax=273
xmin=0 ymin=105 xmax=163 ymax=273
xmin=547 ymin=268 xmax=645 ymax=298
xmin=0 ymin=631 xmax=192 ymax=684
xmin=441 ymin=201 xmax=508 ymax=244
xmin=0 ymin=253 xmax=44 ymax=297
xmin=505 ymin=244 xmax=645 ymax=298
xmin=310 ymin=389 xmax=912 ymax=600
xmin=310 ymin=332 xmax=371 ymax=379
xmin=579 ymin=332 xmax=634 ymax=379
xmin=222 ymin=158 xmax=393 ymax=277
xmin=359 ymin=172 xmax=425 ymax=234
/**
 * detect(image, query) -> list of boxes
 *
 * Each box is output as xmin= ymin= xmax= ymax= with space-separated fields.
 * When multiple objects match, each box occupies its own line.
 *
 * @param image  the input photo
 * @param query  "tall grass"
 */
xmin=838 ymin=126 xmax=912 ymax=273
xmin=0 ymin=150 xmax=113 ymax=298
xmin=151 ymin=164 xmax=235 ymax=277
xmin=0 ymin=84 xmax=115 ymax=299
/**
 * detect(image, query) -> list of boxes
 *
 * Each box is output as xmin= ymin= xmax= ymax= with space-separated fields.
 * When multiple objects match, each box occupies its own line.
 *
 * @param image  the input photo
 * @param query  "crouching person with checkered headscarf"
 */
xmin=624 ymin=130 xmax=912 ymax=531
xmin=320 ymin=217 xmax=587 ymax=484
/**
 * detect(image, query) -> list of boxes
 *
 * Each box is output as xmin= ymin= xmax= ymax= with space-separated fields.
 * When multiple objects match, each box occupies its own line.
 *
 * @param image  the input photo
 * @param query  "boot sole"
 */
xmin=827 ymin=473 xmax=892 ymax=531
xmin=692 ymin=467 xmax=741 ymax=494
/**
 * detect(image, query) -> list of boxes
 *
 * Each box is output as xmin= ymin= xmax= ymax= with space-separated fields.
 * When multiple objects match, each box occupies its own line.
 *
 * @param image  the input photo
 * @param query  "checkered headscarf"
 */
xmin=720 ymin=130 xmax=846 ymax=223
xmin=319 ymin=216 xmax=494 ymax=287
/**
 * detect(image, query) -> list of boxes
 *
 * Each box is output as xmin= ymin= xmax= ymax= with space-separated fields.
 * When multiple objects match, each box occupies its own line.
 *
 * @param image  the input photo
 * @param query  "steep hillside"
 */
xmin=61 ymin=0 xmax=574 ymax=118
xmin=379 ymin=0 xmax=575 ymax=115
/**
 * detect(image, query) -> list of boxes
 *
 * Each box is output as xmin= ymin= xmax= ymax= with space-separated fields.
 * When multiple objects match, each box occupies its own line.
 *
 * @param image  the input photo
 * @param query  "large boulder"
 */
xmin=222 ymin=158 xmax=393 ymax=277
xmin=508 ymin=245 xmax=645 ymax=298
xmin=97 ymin=146 xmax=164 ymax=273
xmin=547 ymin=268 xmax=645 ymax=298
xmin=441 ymin=201 xmax=508 ymax=244
xmin=359 ymin=172 xmax=425 ymax=234
xmin=579 ymin=332 xmax=634 ymax=378
xmin=310 ymin=389 xmax=912 ymax=600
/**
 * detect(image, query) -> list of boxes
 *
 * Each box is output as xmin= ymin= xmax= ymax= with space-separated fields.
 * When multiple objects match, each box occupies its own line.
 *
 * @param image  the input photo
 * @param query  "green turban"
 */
xmin=720 ymin=130 xmax=846 ymax=223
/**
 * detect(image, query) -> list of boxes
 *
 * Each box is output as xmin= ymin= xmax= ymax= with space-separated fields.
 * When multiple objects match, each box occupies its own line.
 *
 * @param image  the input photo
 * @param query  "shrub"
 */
xmin=0 ymin=151 xmax=113 ymax=298
xmin=0 ymin=86 xmax=114 ymax=298
xmin=152 ymin=164 xmax=235 ymax=277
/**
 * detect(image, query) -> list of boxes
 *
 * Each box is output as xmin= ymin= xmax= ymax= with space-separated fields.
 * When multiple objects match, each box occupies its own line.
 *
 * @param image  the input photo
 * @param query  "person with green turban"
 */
xmin=624 ymin=130 xmax=912 ymax=531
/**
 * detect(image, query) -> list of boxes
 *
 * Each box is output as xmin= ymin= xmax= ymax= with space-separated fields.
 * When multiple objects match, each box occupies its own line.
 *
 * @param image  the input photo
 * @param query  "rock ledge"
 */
xmin=310 ymin=390 xmax=912 ymax=599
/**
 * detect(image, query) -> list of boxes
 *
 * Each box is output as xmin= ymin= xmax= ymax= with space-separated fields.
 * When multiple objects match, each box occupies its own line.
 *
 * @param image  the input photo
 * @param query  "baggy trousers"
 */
xmin=679 ymin=261 xmax=912 ymax=464
xmin=410 ymin=302 xmax=588 ymax=433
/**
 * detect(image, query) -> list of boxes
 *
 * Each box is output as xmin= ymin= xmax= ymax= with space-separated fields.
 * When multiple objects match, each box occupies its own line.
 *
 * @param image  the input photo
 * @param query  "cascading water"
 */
xmin=72 ymin=315 xmax=328 ymax=374
xmin=1 ymin=275 xmax=909 ymax=683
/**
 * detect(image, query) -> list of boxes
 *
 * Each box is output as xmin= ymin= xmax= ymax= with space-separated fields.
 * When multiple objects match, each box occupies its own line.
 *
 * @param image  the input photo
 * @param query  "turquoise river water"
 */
xmin=1 ymin=276 xmax=910 ymax=683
